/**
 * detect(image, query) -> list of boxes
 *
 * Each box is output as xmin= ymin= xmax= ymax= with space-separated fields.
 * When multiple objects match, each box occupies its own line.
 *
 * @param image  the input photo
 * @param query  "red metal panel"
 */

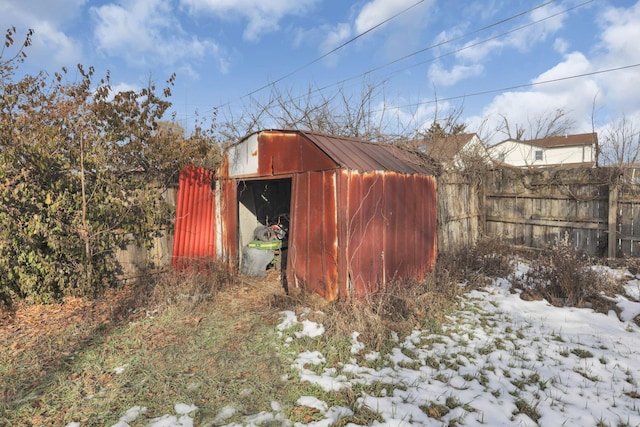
xmin=339 ymin=170 xmax=437 ymax=298
xmin=288 ymin=171 xmax=339 ymax=300
xmin=219 ymin=178 xmax=238 ymax=265
xmin=171 ymin=166 xmax=216 ymax=268
xmin=348 ymin=171 xmax=386 ymax=296
xmin=256 ymin=132 xmax=337 ymax=176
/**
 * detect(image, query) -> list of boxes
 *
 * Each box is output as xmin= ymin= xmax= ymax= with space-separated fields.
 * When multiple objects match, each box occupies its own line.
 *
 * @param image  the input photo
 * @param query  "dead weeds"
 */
xmin=1 ymin=244 xmax=637 ymax=425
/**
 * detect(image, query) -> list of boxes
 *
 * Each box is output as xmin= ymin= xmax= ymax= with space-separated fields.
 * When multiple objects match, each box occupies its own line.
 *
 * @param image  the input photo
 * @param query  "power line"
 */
xmin=375 ymin=63 xmax=640 ymax=114
xmin=240 ymin=0 xmax=427 ymax=100
xmin=218 ymin=0 xmax=567 ymax=113
xmin=312 ymin=0 xmax=591 ymax=97
xmin=176 ymin=0 xmax=590 ymax=126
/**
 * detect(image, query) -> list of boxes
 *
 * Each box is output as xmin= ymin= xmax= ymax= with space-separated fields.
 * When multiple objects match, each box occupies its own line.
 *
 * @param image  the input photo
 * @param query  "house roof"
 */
xmin=418 ymin=133 xmax=479 ymax=161
xmin=495 ymin=132 xmax=598 ymax=149
xmin=298 ymin=130 xmax=436 ymax=175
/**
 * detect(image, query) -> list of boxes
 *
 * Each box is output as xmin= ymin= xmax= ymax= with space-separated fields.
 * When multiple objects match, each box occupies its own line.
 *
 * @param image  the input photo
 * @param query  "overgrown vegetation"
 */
xmin=0 ymin=247 xmax=478 ymax=426
xmin=513 ymin=237 xmax=623 ymax=312
xmin=0 ymin=27 xmax=221 ymax=304
xmin=1 ymin=237 xmax=638 ymax=425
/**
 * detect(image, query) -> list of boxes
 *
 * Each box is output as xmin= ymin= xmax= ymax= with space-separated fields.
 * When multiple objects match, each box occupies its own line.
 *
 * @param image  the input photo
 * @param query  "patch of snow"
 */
xmin=109 ymin=406 xmax=146 ymax=427
xmin=212 ymin=405 xmax=236 ymax=424
xmin=625 ymin=278 xmax=640 ymax=301
xmin=350 ymin=331 xmax=365 ymax=354
xmin=297 ymin=396 xmax=328 ymax=412
xmin=113 ymin=364 xmax=129 ymax=375
xmin=277 ymin=310 xmax=298 ymax=332
xmin=174 ymin=403 xmax=197 ymax=415
xmin=106 ymin=264 xmax=640 ymax=427
xmin=294 ymin=319 xmax=325 ymax=338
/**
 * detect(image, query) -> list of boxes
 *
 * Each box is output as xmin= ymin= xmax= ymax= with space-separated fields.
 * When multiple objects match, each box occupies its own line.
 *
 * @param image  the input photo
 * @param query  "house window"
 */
xmin=535 ymin=150 xmax=543 ymax=161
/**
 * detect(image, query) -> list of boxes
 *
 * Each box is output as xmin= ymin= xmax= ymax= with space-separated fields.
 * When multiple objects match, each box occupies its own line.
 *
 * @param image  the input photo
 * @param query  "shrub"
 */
xmin=514 ymin=237 xmax=619 ymax=308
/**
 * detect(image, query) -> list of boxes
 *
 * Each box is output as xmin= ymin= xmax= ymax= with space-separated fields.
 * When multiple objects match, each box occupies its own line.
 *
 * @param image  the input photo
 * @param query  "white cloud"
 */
xmin=456 ymin=2 xmax=568 ymax=64
xmin=320 ymin=23 xmax=351 ymax=54
xmin=553 ymin=37 xmax=569 ymax=54
xmin=354 ymin=0 xmax=423 ymax=34
xmin=179 ymin=0 xmax=317 ymax=41
xmin=467 ymin=52 xmax=600 ymax=144
xmin=91 ymin=0 xmax=226 ymax=73
xmin=0 ymin=0 xmax=85 ymax=69
xmin=316 ymin=0 xmax=435 ymax=66
xmin=455 ymin=37 xmax=504 ymax=63
xmin=315 ymin=22 xmax=352 ymax=66
xmin=593 ymin=1 xmax=640 ymax=114
xmin=0 ymin=0 xmax=87 ymax=23
xmin=532 ymin=51 xmax=592 ymax=84
xmin=466 ymin=1 xmax=640 ymax=143
xmin=598 ymin=1 xmax=640 ymax=64
xmin=429 ymin=62 xmax=483 ymax=87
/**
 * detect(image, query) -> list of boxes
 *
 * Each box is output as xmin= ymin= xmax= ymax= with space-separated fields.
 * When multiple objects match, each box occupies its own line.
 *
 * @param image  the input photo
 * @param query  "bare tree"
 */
xmin=497 ymin=108 xmax=575 ymax=140
xmin=599 ymin=114 xmax=640 ymax=166
xmin=219 ymin=82 xmax=393 ymax=144
xmin=218 ymin=80 xmax=471 ymax=148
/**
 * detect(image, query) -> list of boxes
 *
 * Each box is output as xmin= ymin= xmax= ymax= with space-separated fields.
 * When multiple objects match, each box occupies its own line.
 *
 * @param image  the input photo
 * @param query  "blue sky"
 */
xmin=1 ymin=0 xmax=639 ymax=144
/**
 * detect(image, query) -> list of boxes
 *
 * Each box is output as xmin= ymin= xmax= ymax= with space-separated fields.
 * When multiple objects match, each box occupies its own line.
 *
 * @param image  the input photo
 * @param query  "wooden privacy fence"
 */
xmin=114 ymin=187 xmax=177 ymax=278
xmin=117 ymin=166 xmax=640 ymax=276
xmin=436 ymin=166 xmax=640 ymax=258
xmin=437 ymin=171 xmax=483 ymax=254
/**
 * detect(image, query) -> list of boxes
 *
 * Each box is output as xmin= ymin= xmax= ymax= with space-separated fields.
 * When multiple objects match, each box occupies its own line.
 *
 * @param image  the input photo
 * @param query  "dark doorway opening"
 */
xmin=237 ymin=178 xmax=292 ymax=291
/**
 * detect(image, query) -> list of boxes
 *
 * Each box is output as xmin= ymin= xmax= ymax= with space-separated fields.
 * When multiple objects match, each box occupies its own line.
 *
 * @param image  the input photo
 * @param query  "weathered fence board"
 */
xmin=436 ymin=171 xmax=482 ymax=254
xmin=476 ymin=167 xmax=640 ymax=257
xmin=115 ymin=187 xmax=177 ymax=278
xmin=436 ymin=166 xmax=640 ymax=258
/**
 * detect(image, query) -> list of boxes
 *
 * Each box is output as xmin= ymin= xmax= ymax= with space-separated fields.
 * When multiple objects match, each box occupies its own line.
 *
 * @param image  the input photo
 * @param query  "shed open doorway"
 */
xmin=237 ymin=178 xmax=292 ymax=290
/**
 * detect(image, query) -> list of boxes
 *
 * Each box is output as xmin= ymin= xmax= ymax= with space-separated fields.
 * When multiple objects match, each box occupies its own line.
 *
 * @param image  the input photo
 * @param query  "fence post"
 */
xmin=608 ymin=179 xmax=619 ymax=258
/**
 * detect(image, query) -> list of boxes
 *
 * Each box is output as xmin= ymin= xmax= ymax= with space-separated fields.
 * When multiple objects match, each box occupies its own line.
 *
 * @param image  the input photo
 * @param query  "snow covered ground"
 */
xmin=98 ymin=265 xmax=640 ymax=427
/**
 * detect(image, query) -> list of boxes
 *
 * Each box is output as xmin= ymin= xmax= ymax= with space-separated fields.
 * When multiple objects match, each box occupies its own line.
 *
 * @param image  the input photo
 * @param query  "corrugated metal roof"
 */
xmin=298 ymin=130 xmax=435 ymax=175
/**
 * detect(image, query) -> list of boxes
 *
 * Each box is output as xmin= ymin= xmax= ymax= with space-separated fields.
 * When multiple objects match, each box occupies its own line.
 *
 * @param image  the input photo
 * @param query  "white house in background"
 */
xmin=489 ymin=132 xmax=598 ymax=168
xmin=419 ymin=133 xmax=491 ymax=169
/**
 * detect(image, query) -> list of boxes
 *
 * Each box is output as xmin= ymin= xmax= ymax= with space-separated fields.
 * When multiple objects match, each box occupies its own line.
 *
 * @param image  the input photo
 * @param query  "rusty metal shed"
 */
xmin=172 ymin=129 xmax=437 ymax=300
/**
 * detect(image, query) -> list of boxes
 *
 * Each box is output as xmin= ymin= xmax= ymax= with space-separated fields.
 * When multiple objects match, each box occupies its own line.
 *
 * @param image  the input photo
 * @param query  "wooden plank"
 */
xmin=608 ymin=182 xmax=619 ymax=258
xmin=486 ymin=216 xmax=606 ymax=230
xmin=486 ymin=193 xmax=607 ymax=201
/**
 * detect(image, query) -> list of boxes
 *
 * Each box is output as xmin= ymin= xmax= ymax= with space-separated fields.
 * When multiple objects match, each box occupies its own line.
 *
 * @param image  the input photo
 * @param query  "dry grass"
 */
xmin=512 ymin=238 xmax=625 ymax=315
xmin=437 ymin=237 xmax=514 ymax=288
xmin=3 ymin=240 xmax=631 ymax=425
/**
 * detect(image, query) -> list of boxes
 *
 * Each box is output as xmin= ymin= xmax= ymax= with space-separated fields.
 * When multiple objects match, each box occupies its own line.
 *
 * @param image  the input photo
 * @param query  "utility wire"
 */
xmin=178 ymin=0 xmax=585 ymax=125
xmin=206 ymin=0 xmax=565 ymax=117
xmin=241 ymin=0 xmax=427 ymax=100
xmin=374 ymin=63 xmax=640 ymax=114
xmin=311 ymin=0 xmax=591 ymax=97
xmin=242 ymin=0 xmax=562 ymax=103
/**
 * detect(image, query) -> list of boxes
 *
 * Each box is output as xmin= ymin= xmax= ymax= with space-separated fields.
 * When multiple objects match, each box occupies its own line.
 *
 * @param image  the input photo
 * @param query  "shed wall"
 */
xmin=288 ymin=171 xmax=340 ymax=300
xmin=338 ymin=170 xmax=437 ymax=298
xmin=225 ymin=131 xmax=337 ymax=178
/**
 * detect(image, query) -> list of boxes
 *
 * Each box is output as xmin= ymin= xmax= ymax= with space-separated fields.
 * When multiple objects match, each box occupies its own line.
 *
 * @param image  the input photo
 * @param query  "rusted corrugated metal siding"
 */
xmin=338 ymin=170 xmax=437 ymax=298
xmin=171 ymin=166 xmax=216 ymax=268
xmin=218 ymin=178 xmax=238 ymax=264
xmin=288 ymin=170 xmax=339 ymax=300
xmin=258 ymin=132 xmax=337 ymax=175
xmin=224 ymin=131 xmax=338 ymax=179
xmin=174 ymin=130 xmax=438 ymax=300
